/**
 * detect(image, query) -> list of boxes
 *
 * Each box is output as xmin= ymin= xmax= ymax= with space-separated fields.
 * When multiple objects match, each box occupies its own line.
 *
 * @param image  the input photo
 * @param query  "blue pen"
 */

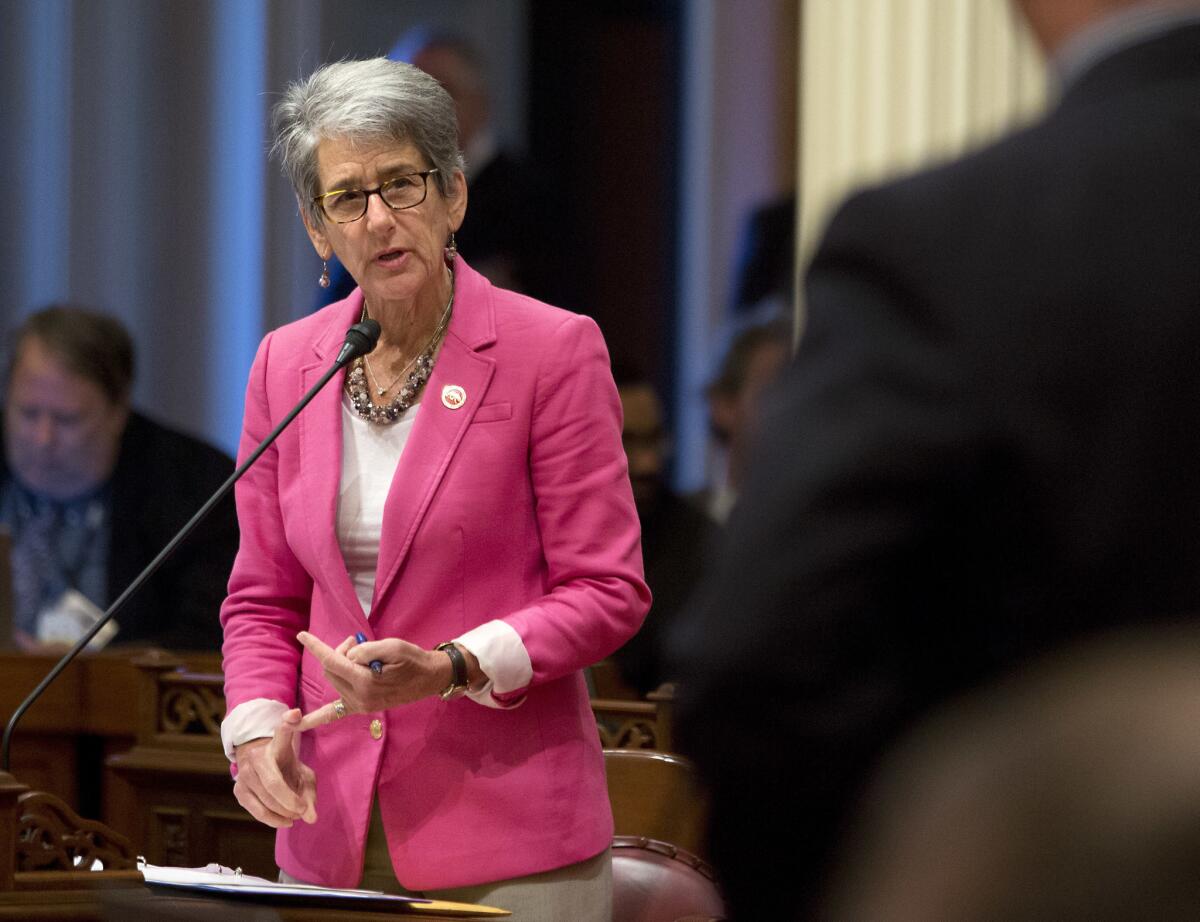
xmin=355 ymin=631 xmax=384 ymax=675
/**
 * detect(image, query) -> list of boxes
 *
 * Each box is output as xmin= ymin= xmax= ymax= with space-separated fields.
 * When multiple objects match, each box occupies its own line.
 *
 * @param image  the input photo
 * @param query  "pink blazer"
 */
xmin=220 ymin=259 xmax=649 ymax=890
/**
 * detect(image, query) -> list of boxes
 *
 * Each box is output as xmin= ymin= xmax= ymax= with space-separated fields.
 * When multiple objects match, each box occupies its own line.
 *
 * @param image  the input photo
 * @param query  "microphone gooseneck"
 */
xmin=1 ymin=321 xmax=379 ymax=772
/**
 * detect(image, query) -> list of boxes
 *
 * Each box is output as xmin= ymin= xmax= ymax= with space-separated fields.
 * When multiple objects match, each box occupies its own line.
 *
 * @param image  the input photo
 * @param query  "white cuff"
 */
xmin=455 ymin=619 xmax=532 ymax=709
xmin=220 ymin=698 xmax=290 ymax=761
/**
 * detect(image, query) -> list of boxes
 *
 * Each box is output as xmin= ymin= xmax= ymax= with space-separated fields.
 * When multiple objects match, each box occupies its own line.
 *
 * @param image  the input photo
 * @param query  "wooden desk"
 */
xmin=0 ymin=649 xmax=221 ymax=844
xmin=0 ymin=771 xmax=501 ymax=919
xmin=0 ymin=888 xmax=500 ymax=920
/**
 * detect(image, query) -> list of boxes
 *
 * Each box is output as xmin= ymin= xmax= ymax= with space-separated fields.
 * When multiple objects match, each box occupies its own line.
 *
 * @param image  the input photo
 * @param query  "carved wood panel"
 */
xmin=16 ymin=790 xmax=137 ymax=872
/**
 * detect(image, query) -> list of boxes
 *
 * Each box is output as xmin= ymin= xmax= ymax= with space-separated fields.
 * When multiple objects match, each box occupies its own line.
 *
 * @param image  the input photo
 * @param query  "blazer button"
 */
xmin=369 ymin=719 xmax=383 ymax=740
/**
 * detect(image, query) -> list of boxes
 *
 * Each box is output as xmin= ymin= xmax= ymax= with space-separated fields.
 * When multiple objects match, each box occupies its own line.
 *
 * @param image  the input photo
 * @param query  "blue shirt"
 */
xmin=0 ymin=477 xmax=111 ymax=636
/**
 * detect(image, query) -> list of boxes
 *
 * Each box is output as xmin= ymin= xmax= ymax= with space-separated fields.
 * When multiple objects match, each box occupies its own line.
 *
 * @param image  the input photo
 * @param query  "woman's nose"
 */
xmin=363 ymin=190 xmax=395 ymax=229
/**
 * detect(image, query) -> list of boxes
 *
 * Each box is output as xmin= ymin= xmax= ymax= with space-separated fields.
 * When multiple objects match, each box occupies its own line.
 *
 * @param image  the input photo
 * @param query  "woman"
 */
xmin=219 ymin=58 xmax=649 ymax=920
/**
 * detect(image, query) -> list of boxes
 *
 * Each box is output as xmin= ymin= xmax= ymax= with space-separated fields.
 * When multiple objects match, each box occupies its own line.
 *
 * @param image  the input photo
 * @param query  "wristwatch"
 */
xmin=435 ymin=642 xmax=469 ymax=700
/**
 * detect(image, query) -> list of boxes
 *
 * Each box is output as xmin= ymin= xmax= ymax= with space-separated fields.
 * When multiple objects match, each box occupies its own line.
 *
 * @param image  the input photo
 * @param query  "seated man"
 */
xmin=700 ymin=319 xmax=792 ymax=522
xmin=1 ymin=305 xmax=237 ymax=651
xmin=610 ymin=368 xmax=714 ymax=695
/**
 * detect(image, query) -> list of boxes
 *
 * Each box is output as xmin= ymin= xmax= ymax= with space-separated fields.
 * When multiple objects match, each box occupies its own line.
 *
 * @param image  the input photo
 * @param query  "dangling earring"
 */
xmin=318 ymin=260 xmax=331 ymax=289
xmin=444 ymin=232 xmax=457 ymax=266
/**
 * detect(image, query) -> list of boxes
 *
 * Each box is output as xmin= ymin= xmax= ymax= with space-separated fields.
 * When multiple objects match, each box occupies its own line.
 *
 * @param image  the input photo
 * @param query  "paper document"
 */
xmin=140 ymin=859 xmax=427 ymax=901
xmin=138 ymin=861 xmax=511 ymax=915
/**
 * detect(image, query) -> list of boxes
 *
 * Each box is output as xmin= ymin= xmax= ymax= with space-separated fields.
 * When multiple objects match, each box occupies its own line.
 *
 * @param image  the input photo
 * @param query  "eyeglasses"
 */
xmin=312 ymin=169 xmax=439 ymax=223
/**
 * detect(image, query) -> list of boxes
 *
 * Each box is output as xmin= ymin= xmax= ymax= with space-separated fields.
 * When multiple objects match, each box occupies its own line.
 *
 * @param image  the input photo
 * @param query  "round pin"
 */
xmin=441 ymin=384 xmax=467 ymax=410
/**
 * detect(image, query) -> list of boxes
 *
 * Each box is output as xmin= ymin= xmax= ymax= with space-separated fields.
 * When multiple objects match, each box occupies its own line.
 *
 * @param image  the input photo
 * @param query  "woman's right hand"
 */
xmin=232 ymin=708 xmax=318 ymax=828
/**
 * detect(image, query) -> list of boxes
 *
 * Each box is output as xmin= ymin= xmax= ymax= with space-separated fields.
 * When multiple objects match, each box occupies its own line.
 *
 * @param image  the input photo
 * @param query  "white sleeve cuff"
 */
xmin=455 ymin=619 xmax=533 ymax=709
xmin=220 ymin=698 xmax=290 ymax=761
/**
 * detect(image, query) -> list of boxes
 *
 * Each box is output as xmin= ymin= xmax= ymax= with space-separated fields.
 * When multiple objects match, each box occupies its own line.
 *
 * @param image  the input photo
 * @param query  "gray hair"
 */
xmin=272 ymin=58 xmax=464 ymax=226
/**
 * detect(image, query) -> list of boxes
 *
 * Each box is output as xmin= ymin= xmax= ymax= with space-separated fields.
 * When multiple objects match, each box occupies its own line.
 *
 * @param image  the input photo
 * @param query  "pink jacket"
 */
xmin=220 ymin=259 xmax=649 ymax=889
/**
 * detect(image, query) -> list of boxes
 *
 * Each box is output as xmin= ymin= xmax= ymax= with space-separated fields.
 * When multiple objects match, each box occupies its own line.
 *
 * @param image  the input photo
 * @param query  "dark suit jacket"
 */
xmin=611 ymin=489 xmax=714 ymax=695
xmin=669 ymin=23 xmax=1200 ymax=920
xmin=2 ymin=412 xmax=237 ymax=650
xmin=456 ymin=150 xmax=544 ymax=295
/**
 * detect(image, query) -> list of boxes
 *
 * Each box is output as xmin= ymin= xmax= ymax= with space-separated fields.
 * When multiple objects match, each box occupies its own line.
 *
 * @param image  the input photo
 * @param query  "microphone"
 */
xmin=1 ymin=320 xmax=381 ymax=771
xmin=336 ymin=319 xmax=381 ymax=367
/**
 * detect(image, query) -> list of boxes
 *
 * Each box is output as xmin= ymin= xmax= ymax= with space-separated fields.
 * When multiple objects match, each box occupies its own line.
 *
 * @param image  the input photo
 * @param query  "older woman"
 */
xmin=219 ymin=58 xmax=649 ymax=920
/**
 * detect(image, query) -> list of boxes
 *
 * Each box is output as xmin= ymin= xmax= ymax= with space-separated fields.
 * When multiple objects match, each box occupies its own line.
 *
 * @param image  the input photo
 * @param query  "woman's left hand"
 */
xmin=295 ymin=630 xmax=452 ymax=729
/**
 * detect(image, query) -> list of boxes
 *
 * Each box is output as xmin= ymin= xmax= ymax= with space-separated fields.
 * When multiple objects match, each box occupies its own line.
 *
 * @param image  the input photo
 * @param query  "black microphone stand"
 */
xmin=1 ymin=321 xmax=380 ymax=772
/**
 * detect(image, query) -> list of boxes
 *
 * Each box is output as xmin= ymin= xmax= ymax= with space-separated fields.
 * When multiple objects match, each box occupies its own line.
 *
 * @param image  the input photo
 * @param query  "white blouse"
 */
xmin=337 ymin=395 xmax=418 ymax=617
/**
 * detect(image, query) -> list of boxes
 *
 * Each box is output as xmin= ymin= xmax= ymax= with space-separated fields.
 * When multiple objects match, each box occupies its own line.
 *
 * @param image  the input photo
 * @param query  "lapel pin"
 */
xmin=441 ymin=384 xmax=467 ymax=410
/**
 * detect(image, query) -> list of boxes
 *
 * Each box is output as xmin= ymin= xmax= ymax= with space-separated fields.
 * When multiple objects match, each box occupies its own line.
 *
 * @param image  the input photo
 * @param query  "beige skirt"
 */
xmin=282 ymin=799 xmax=612 ymax=922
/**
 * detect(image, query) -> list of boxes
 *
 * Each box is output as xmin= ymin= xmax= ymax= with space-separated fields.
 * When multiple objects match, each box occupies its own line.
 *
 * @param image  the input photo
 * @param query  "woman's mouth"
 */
xmin=375 ymin=248 xmax=407 ymax=267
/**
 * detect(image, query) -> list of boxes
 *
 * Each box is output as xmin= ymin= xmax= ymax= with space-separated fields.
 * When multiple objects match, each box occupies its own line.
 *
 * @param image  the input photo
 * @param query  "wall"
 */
xmin=0 ymin=0 xmax=528 ymax=455
xmin=675 ymin=0 xmax=799 ymax=492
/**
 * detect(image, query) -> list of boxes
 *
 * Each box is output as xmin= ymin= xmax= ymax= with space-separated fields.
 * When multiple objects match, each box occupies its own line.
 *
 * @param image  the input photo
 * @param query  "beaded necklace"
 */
xmin=345 ymin=272 xmax=454 ymax=425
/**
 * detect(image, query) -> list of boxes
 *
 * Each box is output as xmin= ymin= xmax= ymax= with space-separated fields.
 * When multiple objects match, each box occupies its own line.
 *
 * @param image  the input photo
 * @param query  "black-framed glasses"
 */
xmin=312 ymin=169 xmax=439 ymax=223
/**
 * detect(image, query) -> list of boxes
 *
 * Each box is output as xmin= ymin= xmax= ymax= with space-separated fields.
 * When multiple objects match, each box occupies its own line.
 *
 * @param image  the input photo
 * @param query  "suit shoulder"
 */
xmin=116 ymin=413 xmax=234 ymax=493
xmin=122 ymin=413 xmax=233 ymax=466
xmin=830 ymin=85 xmax=1187 ymax=242
xmin=829 ymin=120 xmax=1048 ymax=233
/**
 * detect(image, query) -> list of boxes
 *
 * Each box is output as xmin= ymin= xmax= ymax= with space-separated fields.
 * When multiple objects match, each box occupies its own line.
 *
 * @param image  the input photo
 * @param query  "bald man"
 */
xmin=669 ymin=2 xmax=1200 ymax=918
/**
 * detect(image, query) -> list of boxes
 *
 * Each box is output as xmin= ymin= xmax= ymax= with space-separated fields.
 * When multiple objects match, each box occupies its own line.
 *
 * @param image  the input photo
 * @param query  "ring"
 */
xmin=332 ymin=699 xmax=347 ymax=720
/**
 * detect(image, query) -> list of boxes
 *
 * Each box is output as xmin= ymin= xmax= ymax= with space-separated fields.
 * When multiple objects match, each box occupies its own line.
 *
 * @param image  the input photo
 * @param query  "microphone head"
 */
xmin=336 ymin=319 xmax=382 ymax=365
xmin=347 ymin=319 xmax=381 ymax=354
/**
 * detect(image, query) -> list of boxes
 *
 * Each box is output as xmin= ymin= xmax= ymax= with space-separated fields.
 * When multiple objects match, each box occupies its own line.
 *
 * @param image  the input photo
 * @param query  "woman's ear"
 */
xmin=448 ymin=169 xmax=468 ymax=233
xmin=299 ymin=197 xmax=333 ymax=259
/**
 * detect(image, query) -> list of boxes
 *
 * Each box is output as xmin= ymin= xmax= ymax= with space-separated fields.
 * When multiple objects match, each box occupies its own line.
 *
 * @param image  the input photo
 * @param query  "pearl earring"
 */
xmin=318 ymin=260 xmax=331 ymax=289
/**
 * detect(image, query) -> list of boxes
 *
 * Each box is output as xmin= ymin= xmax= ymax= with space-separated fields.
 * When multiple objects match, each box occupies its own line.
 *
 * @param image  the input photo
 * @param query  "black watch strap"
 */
xmin=436 ymin=642 xmax=469 ymax=699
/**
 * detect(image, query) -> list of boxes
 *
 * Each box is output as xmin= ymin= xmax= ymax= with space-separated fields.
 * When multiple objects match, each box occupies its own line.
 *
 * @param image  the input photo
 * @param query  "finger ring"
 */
xmin=332 ymin=699 xmax=347 ymax=719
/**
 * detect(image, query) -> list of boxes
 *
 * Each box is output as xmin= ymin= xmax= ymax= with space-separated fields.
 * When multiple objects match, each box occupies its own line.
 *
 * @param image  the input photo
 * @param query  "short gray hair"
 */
xmin=272 ymin=58 xmax=464 ymax=226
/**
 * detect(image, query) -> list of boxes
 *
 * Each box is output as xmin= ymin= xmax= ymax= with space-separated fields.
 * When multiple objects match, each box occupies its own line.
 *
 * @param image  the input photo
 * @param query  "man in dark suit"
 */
xmin=668 ymin=1 xmax=1200 ymax=917
xmin=2 ymin=305 xmax=237 ymax=651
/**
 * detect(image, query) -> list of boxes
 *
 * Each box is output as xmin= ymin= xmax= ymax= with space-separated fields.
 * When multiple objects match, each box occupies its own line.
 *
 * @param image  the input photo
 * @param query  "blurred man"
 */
xmin=669 ymin=1 xmax=1200 ymax=917
xmin=407 ymin=33 xmax=542 ymax=295
xmin=730 ymin=194 xmax=795 ymax=323
xmin=610 ymin=371 xmax=713 ymax=695
xmin=701 ymin=320 xmax=791 ymax=523
xmin=1 ymin=306 xmax=237 ymax=650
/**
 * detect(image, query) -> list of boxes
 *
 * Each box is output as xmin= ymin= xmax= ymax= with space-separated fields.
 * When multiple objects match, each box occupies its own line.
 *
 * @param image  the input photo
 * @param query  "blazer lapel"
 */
xmin=298 ymin=295 xmax=369 ymax=623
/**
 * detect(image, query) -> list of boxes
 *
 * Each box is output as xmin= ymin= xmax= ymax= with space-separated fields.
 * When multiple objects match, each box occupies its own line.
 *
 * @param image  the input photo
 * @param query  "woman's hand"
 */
xmin=296 ymin=631 xmax=474 ymax=729
xmin=232 ymin=708 xmax=318 ymax=828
